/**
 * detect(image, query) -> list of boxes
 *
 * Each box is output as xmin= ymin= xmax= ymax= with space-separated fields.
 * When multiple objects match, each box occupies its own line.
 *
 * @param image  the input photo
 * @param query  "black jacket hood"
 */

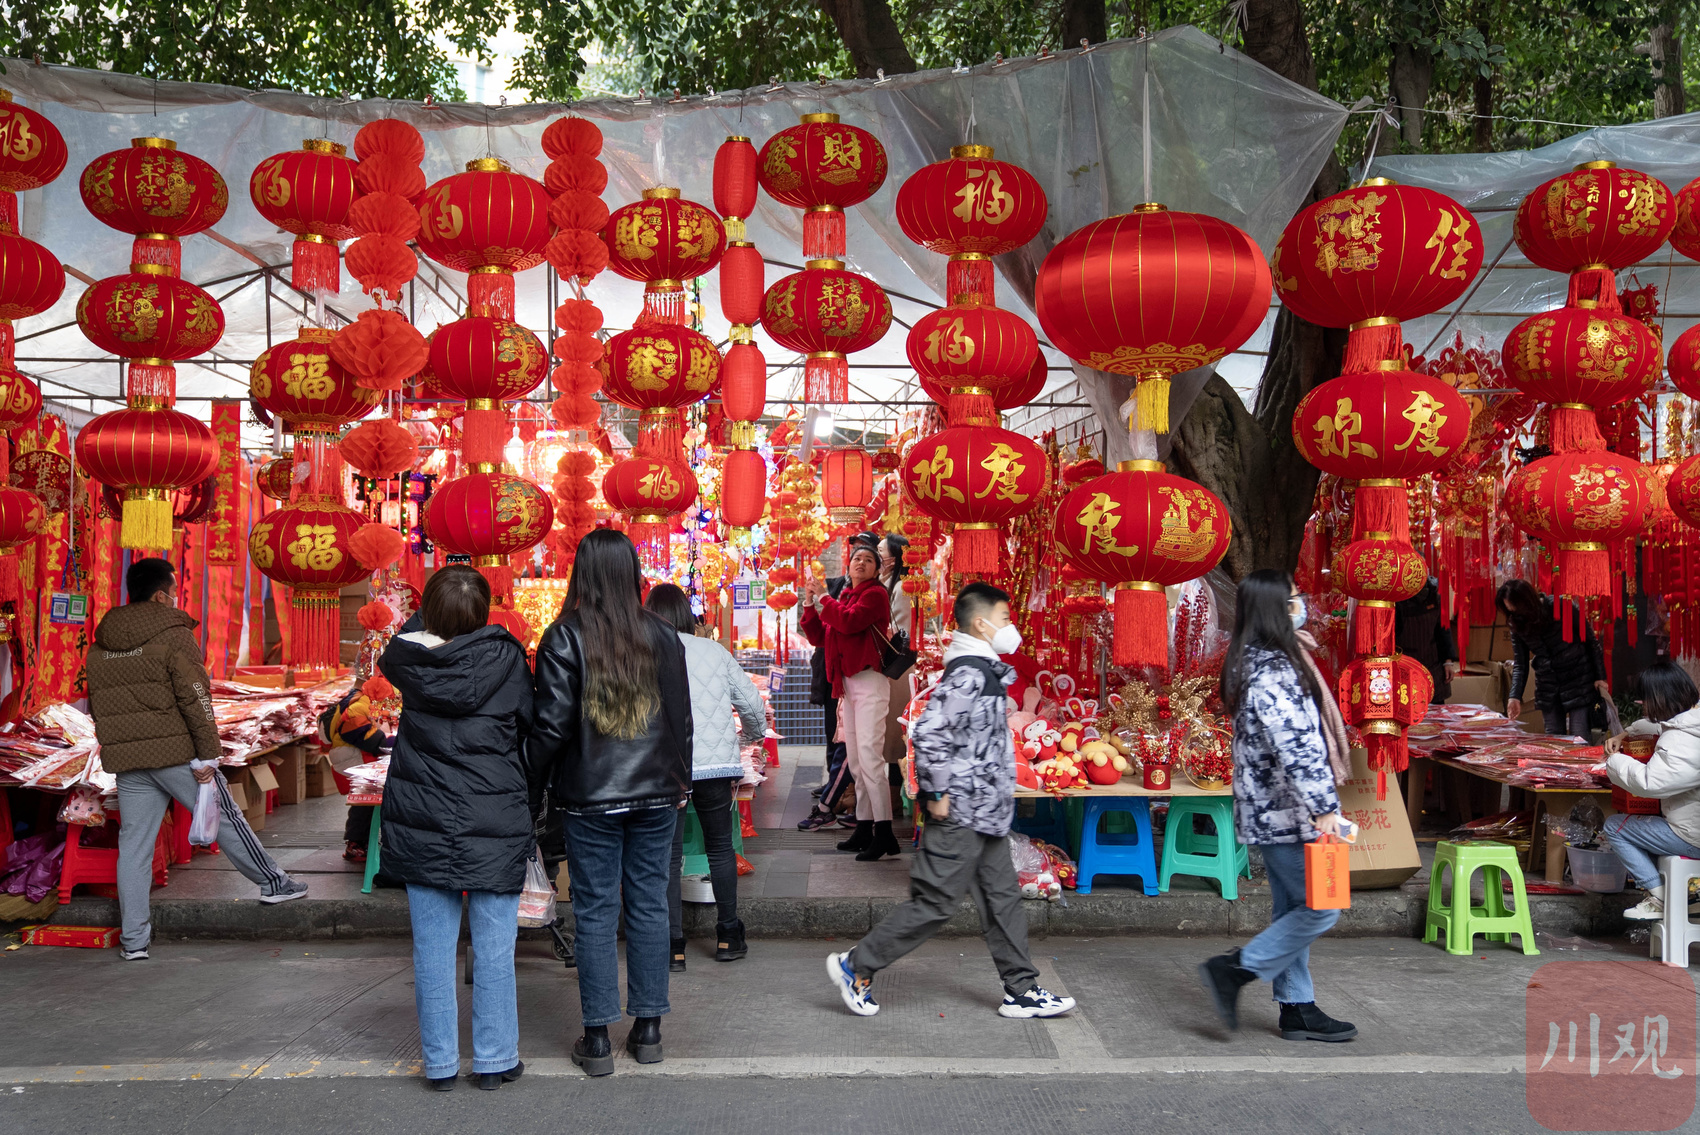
xmin=381 ymin=625 xmax=525 ymax=717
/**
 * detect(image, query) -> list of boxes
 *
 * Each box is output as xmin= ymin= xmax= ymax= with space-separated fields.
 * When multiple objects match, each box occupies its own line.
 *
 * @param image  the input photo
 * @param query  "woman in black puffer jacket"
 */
xmin=1497 ymin=579 xmax=1609 ymax=737
xmin=379 ymin=566 xmax=538 ymax=1092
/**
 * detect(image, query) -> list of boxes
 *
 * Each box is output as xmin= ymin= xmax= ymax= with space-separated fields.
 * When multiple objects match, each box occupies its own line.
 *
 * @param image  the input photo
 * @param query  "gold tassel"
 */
xmin=1134 ymin=378 xmax=1171 ymax=434
xmin=120 ymin=495 xmax=173 ymax=551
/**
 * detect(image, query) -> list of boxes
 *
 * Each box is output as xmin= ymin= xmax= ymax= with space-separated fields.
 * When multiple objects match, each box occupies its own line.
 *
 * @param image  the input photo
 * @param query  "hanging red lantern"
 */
xmin=603 ymin=455 xmax=699 ymax=558
xmin=251 ymin=327 xmax=382 ymax=429
xmin=76 ymin=271 xmax=225 ymax=403
xmin=249 ymin=139 xmax=359 ymax=294
xmin=425 ymin=471 xmax=554 ymax=599
xmin=429 ymin=314 xmax=548 ymax=463
xmin=1053 ymin=462 xmax=1233 ymax=667
xmin=1337 ymin=654 xmax=1434 ymax=795
xmin=757 ymin=113 xmax=887 ymax=259
xmin=0 ymin=229 xmax=64 ymax=320
xmin=256 ymin=456 xmax=294 ymax=501
xmin=721 ymin=340 xmax=766 ymax=432
xmin=1501 ymin=304 xmax=1659 ymax=451
xmin=78 ymin=138 xmax=229 ymax=270
xmin=1665 ymin=454 xmax=1700 ymax=529
xmin=1036 ymin=204 xmax=1270 ymax=432
xmin=821 ymin=447 xmax=875 ymax=525
xmin=901 ymin=426 xmax=1048 ymax=573
xmin=602 ymin=188 xmax=725 ymax=324
xmin=416 ymin=158 xmax=552 ymax=317
xmin=0 ymin=481 xmax=44 ymax=602
xmin=604 ymin=324 xmax=720 ymax=457
xmin=721 ymin=448 xmax=767 ymax=537
xmin=907 ymin=300 xmax=1037 ymax=424
xmin=1505 ymin=451 xmax=1651 ymax=595
xmin=76 ymin=408 xmax=219 ymax=549
xmin=249 ymin=500 xmax=369 ymax=667
xmin=761 ymin=262 xmax=892 ymax=403
xmin=1663 ymin=321 xmax=1700 ymax=400
xmin=895 ymin=144 xmax=1048 ymax=302
xmin=1515 ymin=163 xmax=1673 ymax=285
xmin=339 ymin=417 xmax=420 ymax=479
xmin=1335 ymin=537 xmax=1429 ymax=653
xmin=0 ymin=91 xmax=69 ymax=202
xmin=1291 ymin=371 xmax=1471 ymax=479
xmin=0 ymin=370 xmax=42 ymax=431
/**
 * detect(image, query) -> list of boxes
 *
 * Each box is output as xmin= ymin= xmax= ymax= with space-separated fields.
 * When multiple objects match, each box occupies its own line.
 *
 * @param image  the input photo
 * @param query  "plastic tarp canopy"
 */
xmin=1375 ymin=117 xmax=1700 ymax=373
xmin=0 ymin=26 xmax=1344 ymax=451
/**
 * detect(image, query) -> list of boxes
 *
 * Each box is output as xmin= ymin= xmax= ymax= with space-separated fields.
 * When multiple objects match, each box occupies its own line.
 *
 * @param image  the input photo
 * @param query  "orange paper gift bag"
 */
xmin=1304 ymin=834 xmax=1351 ymax=910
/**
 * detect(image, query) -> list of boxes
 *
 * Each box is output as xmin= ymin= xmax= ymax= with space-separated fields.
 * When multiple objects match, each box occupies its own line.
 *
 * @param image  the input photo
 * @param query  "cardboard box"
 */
xmin=1447 ymin=666 xmax=1503 ymax=711
xmin=272 ymin=745 xmax=308 ymax=806
xmin=1467 ymin=622 xmax=1516 ymax=664
xmin=1338 ymin=746 xmax=1423 ymax=889
xmin=249 ymin=762 xmax=280 ymax=815
xmin=305 ymin=754 xmax=340 ymax=798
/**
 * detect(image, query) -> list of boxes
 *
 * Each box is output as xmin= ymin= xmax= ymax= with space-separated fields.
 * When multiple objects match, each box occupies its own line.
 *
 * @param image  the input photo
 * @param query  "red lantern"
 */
xmin=425 ymin=471 xmax=554 ymax=599
xmin=0 ymin=91 xmax=69 ymax=200
xmin=603 ymin=188 xmax=725 ymax=324
xmin=821 ymin=448 xmax=875 ymax=525
xmin=76 ymin=407 xmax=219 ymax=549
xmin=761 ymin=262 xmax=892 ymax=403
xmin=1665 ymin=454 xmax=1700 ymax=529
xmin=78 ymin=138 xmax=228 ymax=270
xmin=1506 ymin=451 xmax=1651 ymax=595
xmin=1036 ymin=204 xmax=1270 ymax=432
xmin=758 ymin=113 xmax=887 ymax=259
xmin=1053 ymin=462 xmax=1233 ymax=667
xmin=714 ymin=136 xmax=759 ymax=235
xmin=0 ymin=230 xmax=64 ymax=320
xmin=0 ymin=482 xmax=45 ymax=602
xmin=251 ymin=327 xmax=382 ymax=429
xmin=0 ymin=369 xmax=42 ymax=431
xmin=429 ymin=314 xmax=549 ymax=463
xmin=1672 ymin=175 xmax=1700 ymax=264
xmin=256 ymin=456 xmax=294 ymax=501
xmin=76 ymin=271 xmax=225 ymax=403
xmin=249 ymin=139 xmax=359 ymax=294
xmin=1502 ymin=304 xmax=1659 ymax=451
xmin=1291 ymin=371 xmax=1471 ymax=479
xmin=901 ymin=426 xmax=1048 ymax=573
xmin=920 ymin=351 xmax=1047 ymax=415
xmin=895 ymin=144 xmax=1048 ymax=301
xmin=1336 ymin=537 xmax=1429 ymax=654
xmin=603 ymin=324 xmax=721 ymax=452
xmin=907 ymin=301 xmax=1037 ymax=424
xmin=249 ymin=500 xmax=369 ymax=667
xmin=603 ymin=455 xmax=699 ymax=561
xmin=1337 ymin=654 xmax=1434 ymax=794
xmin=722 ymin=448 xmax=767 ymax=535
xmin=339 ymin=417 xmax=420 ymax=479
xmin=1515 ymin=163 xmax=1673 ymax=276
xmin=416 ymin=158 xmax=552 ymax=317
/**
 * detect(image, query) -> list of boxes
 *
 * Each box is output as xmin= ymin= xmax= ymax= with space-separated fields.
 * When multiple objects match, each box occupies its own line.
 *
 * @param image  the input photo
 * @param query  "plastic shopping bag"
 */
xmin=1304 ymin=833 xmax=1351 ymax=910
xmin=517 ymin=845 xmax=556 ymax=927
xmin=187 ymin=760 xmax=221 ymax=847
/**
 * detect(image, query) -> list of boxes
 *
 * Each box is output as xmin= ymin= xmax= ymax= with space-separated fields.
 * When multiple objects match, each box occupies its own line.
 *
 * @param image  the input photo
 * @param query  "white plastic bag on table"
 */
xmin=187 ymin=759 xmax=220 ymax=846
xmin=517 ymin=845 xmax=556 ymax=927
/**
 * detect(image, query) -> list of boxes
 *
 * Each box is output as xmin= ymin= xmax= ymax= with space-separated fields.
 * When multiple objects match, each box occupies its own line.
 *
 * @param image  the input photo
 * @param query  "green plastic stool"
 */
xmin=1422 ymin=840 xmax=1540 ymax=956
xmin=679 ymin=797 xmax=745 ymax=878
xmin=1158 ymin=796 xmax=1250 ymax=899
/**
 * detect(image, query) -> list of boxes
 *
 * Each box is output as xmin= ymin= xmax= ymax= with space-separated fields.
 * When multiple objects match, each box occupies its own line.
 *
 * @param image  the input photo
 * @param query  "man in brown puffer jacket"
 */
xmin=87 ymin=558 xmax=304 ymax=959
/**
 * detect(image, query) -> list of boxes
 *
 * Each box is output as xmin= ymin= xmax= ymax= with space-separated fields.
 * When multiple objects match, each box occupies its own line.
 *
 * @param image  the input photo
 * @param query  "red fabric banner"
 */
xmin=207 ymin=400 xmax=243 ymax=566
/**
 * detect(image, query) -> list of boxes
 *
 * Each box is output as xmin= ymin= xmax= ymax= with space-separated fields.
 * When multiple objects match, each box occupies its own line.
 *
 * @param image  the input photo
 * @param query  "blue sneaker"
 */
xmin=826 ymin=951 xmax=879 ymax=1016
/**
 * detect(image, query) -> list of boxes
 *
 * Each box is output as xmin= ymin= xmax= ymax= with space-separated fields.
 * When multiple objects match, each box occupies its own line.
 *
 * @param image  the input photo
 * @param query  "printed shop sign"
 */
xmin=1526 ymin=960 xmax=1697 ymax=1130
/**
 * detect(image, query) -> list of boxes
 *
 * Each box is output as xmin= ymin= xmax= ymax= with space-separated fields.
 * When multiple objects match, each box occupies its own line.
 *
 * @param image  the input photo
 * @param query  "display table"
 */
xmin=1410 ymin=753 xmax=1609 ymax=881
xmin=1015 ymin=782 xmax=1231 ymax=798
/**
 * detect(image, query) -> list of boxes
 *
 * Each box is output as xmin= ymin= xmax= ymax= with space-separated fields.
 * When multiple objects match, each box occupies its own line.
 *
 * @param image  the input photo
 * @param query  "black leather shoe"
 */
xmin=1279 ymin=1002 xmax=1358 ymax=1042
xmin=625 ymin=1016 xmax=663 ymax=1064
xmin=669 ymin=937 xmax=687 ymax=973
xmin=837 ymin=820 xmax=873 ymax=852
xmin=855 ymin=820 xmax=901 ymax=861
xmin=571 ymin=1031 xmax=614 ymax=1077
xmin=427 ymin=1076 xmax=456 ymax=1092
xmin=1197 ymin=948 xmax=1257 ymax=1030
xmin=475 ymin=1061 xmax=524 ymax=1090
xmin=715 ymin=919 xmax=748 ymax=962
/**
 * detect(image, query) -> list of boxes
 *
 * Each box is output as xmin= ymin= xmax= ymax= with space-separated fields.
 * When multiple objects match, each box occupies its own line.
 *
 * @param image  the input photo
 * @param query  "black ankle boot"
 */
xmin=837 ymin=820 xmax=873 ymax=851
xmin=856 ymin=820 xmax=901 ymax=861
xmin=475 ymin=1060 xmax=524 ymax=1090
xmin=625 ymin=1016 xmax=663 ymax=1064
xmin=669 ymin=937 xmax=687 ymax=973
xmin=1197 ymin=948 xmax=1257 ymax=1030
xmin=715 ymin=919 xmax=748 ymax=962
xmin=1279 ymin=1001 xmax=1358 ymax=1042
xmin=571 ymin=1027 xmax=613 ymax=1077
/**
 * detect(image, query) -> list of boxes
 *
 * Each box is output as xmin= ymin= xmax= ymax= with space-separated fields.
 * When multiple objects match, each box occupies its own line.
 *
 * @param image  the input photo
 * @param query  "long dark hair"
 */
xmin=1495 ymin=578 xmax=1548 ymax=638
xmin=644 ymin=582 xmax=696 ymax=635
xmin=1640 ymin=660 xmax=1700 ymax=723
xmin=561 ymin=529 xmax=659 ymax=739
xmin=1220 ymin=569 xmax=1325 ymax=716
xmin=879 ymin=533 xmax=909 ymax=603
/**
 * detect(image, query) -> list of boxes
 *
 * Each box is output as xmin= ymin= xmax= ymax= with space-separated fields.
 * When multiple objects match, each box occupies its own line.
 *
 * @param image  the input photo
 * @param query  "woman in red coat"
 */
xmin=801 ymin=544 xmax=899 ymax=860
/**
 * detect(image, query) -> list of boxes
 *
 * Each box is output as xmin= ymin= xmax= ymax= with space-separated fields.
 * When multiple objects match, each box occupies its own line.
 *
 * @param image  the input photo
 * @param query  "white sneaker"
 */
xmin=119 ymin=946 xmax=149 ymax=961
xmin=999 ymin=985 xmax=1076 ymax=1018
xmin=826 ymin=951 xmax=879 ymax=1016
xmin=1624 ymin=895 xmax=1666 ymax=920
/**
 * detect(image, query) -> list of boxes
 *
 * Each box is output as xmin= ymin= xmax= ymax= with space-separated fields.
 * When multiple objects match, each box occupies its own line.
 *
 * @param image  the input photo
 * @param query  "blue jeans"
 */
xmin=1603 ymin=813 xmax=1700 ymax=891
xmin=1241 ymin=843 xmax=1340 ymax=1004
xmin=564 ymin=805 xmax=676 ymax=1028
xmin=405 ymin=885 xmax=520 ymax=1078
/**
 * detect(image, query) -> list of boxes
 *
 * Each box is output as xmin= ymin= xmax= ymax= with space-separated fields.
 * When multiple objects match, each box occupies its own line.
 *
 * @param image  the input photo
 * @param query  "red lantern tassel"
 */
xmin=805 ymin=354 xmax=848 ymax=403
xmin=1364 ymin=731 xmax=1408 ymax=801
xmin=1556 ymin=544 xmax=1610 ymax=597
xmin=636 ymin=411 xmax=683 ymax=460
xmin=0 ymin=192 xmax=13 ymax=232
xmin=0 ymin=548 xmax=19 ymax=604
xmin=1111 ymin=584 xmax=1168 ymax=669
xmin=127 ymin=361 xmax=176 ymax=406
xmin=947 ymin=255 xmax=994 ymax=304
xmin=946 ymin=388 xmax=996 ymax=427
xmin=1352 ymin=601 xmax=1395 ymax=655
xmin=291 ymin=236 xmax=341 ymax=295
xmin=461 ymin=406 xmax=509 ymax=466
xmin=630 ymin=521 xmax=670 ymax=569
xmin=474 ymin=559 xmax=514 ymax=603
xmin=0 ymin=320 xmax=12 ymax=369
xmin=130 ymin=236 xmax=181 ymax=274
xmin=288 ymin=588 xmax=342 ymax=669
xmin=1353 ymin=481 xmax=1409 ymax=542
xmin=1566 ymin=266 xmax=1618 ymax=308
xmin=1343 ymin=317 xmax=1403 ymax=372
xmin=803 ymin=208 xmax=846 ymax=260
xmin=641 ymin=283 xmax=686 ymax=326
xmin=1548 ymin=405 xmax=1605 ymax=453
xmin=468 ymin=270 xmax=516 ymax=318
xmin=952 ymin=524 xmax=998 ymax=573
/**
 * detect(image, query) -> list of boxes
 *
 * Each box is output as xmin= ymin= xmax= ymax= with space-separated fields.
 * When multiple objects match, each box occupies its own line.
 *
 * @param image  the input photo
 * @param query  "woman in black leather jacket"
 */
xmin=527 ymin=530 xmax=693 ymax=1077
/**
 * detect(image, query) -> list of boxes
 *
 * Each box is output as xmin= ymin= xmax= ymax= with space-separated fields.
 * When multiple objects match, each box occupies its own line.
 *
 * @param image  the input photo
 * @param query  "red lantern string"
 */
xmin=250 ymin=140 xmax=357 ymax=294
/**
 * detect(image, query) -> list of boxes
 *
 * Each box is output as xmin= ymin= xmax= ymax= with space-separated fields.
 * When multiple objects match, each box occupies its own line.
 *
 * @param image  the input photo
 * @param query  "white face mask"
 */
xmin=989 ymin=622 xmax=1023 ymax=655
xmin=1291 ymin=606 xmax=1308 ymax=631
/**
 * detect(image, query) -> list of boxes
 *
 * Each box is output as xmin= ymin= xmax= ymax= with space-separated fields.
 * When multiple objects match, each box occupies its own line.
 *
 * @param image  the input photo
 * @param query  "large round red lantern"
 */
xmin=1515 ymin=163 xmax=1673 ymax=274
xmin=0 ymin=369 xmax=42 ymax=431
xmin=1335 ymin=536 xmax=1429 ymax=653
xmin=1036 ymin=204 xmax=1270 ymax=432
xmin=907 ymin=301 xmax=1037 ymax=411
xmin=416 ymin=158 xmax=551 ymax=316
xmin=1502 ymin=304 xmax=1659 ymax=451
xmin=603 ymin=188 xmax=725 ymax=323
xmin=0 ymin=482 xmax=45 ymax=604
xmin=822 ymin=447 xmax=875 ymax=525
xmin=79 ymin=138 xmax=228 ymax=269
xmin=0 ymin=91 xmax=70 ymax=199
xmin=1668 ymin=455 xmax=1700 ymax=529
xmin=1291 ymin=371 xmax=1471 ymax=480
xmin=1506 ymin=451 xmax=1651 ymax=595
xmin=1672 ymin=175 xmax=1700 ymax=264
xmin=1670 ymin=322 xmax=1700 ymax=400
xmin=76 ymin=270 xmax=225 ymax=404
xmin=76 ymin=407 xmax=219 ymax=549
xmin=896 ymin=144 xmax=1047 ymax=301
xmin=425 ymin=471 xmax=554 ymax=598
xmin=603 ymin=455 xmax=699 ymax=561
xmin=249 ymin=139 xmax=359 ymax=294
xmin=430 ymin=314 xmax=549 ymax=463
xmin=249 ymin=500 xmax=369 ymax=667
xmin=251 ymin=327 xmax=382 ymax=429
xmin=1053 ymin=462 xmax=1233 ymax=667
xmin=901 ymin=426 xmax=1048 ymax=573
xmin=604 ymin=323 xmax=722 ymax=426
xmin=0 ymin=229 xmax=64 ymax=319
xmin=758 ymin=113 xmax=887 ymax=259
xmin=761 ymin=262 xmax=892 ymax=403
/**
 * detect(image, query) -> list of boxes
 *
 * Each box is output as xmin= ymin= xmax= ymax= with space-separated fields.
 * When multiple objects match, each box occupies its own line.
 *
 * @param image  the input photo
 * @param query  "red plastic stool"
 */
xmin=763 ymin=737 xmax=779 ymax=768
xmin=58 ymin=811 xmax=170 ymax=904
xmin=738 ymin=799 xmax=758 ymax=839
xmin=165 ymin=801 xmax=194 ymax=865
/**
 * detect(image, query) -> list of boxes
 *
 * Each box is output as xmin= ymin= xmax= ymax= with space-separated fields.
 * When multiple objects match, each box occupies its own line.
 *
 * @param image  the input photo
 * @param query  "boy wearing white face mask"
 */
xmin=826 ymin=583 xmax=1076 ymax=1020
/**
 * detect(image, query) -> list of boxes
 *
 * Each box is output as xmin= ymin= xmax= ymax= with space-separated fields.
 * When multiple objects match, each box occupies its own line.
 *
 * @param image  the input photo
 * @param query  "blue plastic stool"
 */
xmin=679 ymin=797 xmax=745 ymax=878
xmin=1011 ymin=797 xmax=1071 ymax=850
xmin=1158 ymin=796 xmax=1249 ymax=899
xmin=1075 ymin=797 xmax=1159 ymax=895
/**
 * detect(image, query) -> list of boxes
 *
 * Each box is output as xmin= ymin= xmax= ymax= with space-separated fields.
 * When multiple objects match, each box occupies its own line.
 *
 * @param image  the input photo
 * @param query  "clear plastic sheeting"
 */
xmin=0 ymin=27 xmax=1344 ymax=447
xmin=1373 ymin=118 xmax=1700 ymax=367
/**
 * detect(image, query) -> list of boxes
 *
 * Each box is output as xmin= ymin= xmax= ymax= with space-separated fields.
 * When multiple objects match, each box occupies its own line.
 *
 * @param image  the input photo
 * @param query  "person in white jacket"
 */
xmin=1603 ymin=661 xmax=1700 ymax=920
xmin=645 ymin=584 xmax=767 ymax=965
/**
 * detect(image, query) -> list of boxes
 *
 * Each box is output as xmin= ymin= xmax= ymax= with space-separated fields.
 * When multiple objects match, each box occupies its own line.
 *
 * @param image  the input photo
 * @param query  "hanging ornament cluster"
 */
xmin=716 ymin=135 xmax=768 ymax=538
xmin=333 ymin=120 xmax=429 ymax=393
xmin=73 ymin=136 xmax=225 ymax=549
xmin=757 ymin=113 xmax=891 ymax=402
xmin=249 ymin=138 xmax=358 ymax=295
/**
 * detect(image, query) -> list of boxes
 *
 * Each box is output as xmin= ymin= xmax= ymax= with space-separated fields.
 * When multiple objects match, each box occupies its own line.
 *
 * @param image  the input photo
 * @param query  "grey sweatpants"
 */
xmin=852 ymin=817 xmax=1039 ymax=996
xmin=116 ymin=763 xmax=290 ymax=951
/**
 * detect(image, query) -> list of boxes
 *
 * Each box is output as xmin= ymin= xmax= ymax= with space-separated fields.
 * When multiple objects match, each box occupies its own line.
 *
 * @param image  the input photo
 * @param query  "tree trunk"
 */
xmin=1061 ymin=0 xmax=1107 ymax=48
xmin=1389 ymin=41 xmax=1434 ymax=151
xmin=815 ymin=0 xmax=916 ymax=79
xmin=1652 ymin=12 xmax=1686 ymax=118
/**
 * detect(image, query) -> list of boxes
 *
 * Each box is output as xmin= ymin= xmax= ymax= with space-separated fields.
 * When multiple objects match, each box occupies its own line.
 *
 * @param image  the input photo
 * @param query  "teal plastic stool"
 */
xmin=1159 ymin=796 xmax=1249 ymax=899
xmin=680 ymin=797 xmax=745 ymax=878
xmin=1075 ymin=797 xmax=1159 ymax=895
xmin=361 ymin=808 xmax=381 ymax=895
xmin=1422 ymin=840 xmax=1540 ymax=956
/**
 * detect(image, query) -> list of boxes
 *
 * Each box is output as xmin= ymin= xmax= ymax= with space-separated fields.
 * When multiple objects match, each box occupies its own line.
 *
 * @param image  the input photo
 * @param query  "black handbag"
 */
xmin=874 ymin=625 xmax=917 ymax=680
